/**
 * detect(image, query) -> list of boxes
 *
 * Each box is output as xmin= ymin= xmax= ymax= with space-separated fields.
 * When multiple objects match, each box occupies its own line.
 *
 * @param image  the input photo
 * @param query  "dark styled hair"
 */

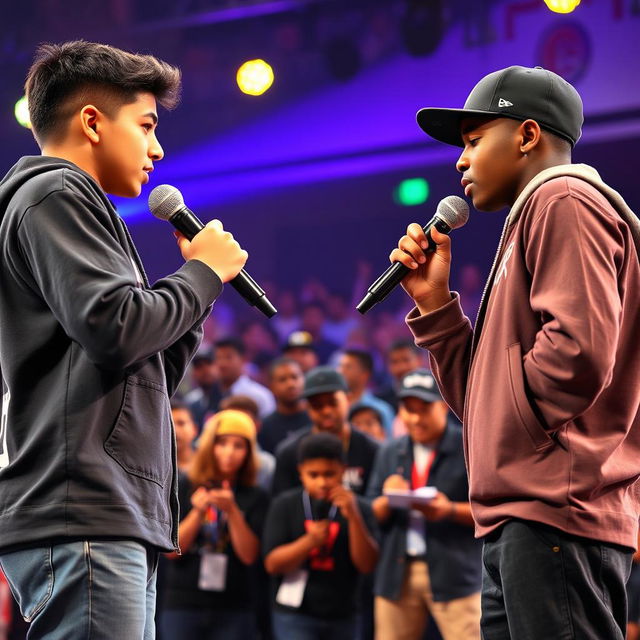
xmin=25 ymin=40 xmax=181 ymax=145
xmin=268 ymin=357 xmax=302 ymax=379
xmin=343 ymin=348 xmax=374 ymax=374
xmin=297 ymin=433 xmax=345 ymax=464
xmin=214 ymin=337 xmax=246 ymax=357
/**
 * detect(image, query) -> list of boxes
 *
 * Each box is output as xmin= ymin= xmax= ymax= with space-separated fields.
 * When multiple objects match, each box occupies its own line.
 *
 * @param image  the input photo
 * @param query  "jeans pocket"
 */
xmin=0 ymin=546 xmax=53 ymax=622
xmin=526 ymin=521 xmax=562 ymax=552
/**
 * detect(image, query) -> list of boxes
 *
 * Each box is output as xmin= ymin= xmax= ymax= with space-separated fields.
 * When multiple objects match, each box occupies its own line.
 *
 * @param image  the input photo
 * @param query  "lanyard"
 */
xmin=303 ymin=491 xmax=338 ymax=521
xmin=411 ymin=450 xmax=437 ymax=490
xmin=203 ymin=506 xmax=228 ymax=551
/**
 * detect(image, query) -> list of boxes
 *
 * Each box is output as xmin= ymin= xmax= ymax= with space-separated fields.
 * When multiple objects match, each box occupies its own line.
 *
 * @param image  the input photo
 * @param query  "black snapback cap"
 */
xmin=416 ymin=65 xmax=583 ymax=148
xmin=302 ymin=366 xmax=348 ymax=398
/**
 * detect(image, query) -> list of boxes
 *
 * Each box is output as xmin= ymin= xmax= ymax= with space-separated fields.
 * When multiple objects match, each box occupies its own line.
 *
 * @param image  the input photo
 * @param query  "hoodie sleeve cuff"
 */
xmin=405 ymin=292 xmax=469 ymax=348
xmin=177 ymin=259 xmax=224 ymax=307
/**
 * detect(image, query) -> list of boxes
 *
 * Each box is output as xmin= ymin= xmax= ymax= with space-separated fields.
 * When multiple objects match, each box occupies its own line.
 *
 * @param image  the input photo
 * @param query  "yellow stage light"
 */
xmin=236 ymin=59 xmax=274 ymax=96
xmin=543 ymin=0 xmax=581 ymax=14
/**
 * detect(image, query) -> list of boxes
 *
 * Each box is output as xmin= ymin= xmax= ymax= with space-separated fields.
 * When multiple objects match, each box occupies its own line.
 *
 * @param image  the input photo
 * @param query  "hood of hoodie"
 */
xmin=0 ymin=155 xmax=105 ymax=224
xmin=507 ymin=163 xmax=640 ymax=256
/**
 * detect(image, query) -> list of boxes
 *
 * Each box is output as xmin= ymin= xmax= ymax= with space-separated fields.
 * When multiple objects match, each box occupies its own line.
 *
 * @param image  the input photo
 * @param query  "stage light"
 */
xmin=402 ymin=0 xmax=445 ymax=57
xmin=543 ymin=0 xmax=581 ymax=13
xmin=15 ymin=96 xmax=31 ymax=129
xmin=394 ymin=178 xmax=430 ymax=206
xmin=236 ymin=59 xmax=274 ymax=96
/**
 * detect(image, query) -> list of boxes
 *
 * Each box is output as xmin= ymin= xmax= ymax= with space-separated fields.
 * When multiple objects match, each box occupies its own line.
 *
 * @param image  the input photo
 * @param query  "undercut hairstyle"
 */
xmin=214 ymin=337 xmax=246 ymax=357
xmin=344 ymin=348 xmax=374 ymax=374
xmin=25 ymin=40 xmax=181 ymax=146
xmin=297 ymin=433 xmax=345 ymax=465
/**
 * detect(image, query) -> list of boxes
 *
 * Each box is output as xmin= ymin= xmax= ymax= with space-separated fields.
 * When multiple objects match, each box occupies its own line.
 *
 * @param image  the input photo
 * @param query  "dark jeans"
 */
xmin=160 ymin=608 xmax=257 ymax=640
xmin=272 ymin=610 xmax=356 ymax=640
xmin=481 ymin=519 xmax=632 ymax=640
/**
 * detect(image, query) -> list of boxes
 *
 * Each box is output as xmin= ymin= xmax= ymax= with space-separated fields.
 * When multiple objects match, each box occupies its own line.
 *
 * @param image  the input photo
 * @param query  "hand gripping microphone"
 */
xmin=149 ymin=184 xmax=277 ymax=318
xmin=356 ymin=196 xmax=470 ymax=314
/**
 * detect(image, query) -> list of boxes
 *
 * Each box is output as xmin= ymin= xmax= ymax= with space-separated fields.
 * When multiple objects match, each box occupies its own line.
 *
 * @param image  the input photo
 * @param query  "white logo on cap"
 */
xmin=404 ymin=373 xmax=434 ymax=390
xmin=498 ymin=98 xmax=514 ymax=108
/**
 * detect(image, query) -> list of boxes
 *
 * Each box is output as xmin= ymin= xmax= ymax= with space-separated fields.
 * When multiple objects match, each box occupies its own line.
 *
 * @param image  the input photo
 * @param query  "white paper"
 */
xmin=275 ymin=568 xmax=309 ymax=608
xmin=384 ymin=485 xmax=438 ymax=509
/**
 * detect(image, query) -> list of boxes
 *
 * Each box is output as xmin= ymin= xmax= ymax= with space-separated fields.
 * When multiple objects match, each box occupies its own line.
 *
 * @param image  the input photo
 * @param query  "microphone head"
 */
xmin=436 ymin=195 xmax=470 ymax=230
xmin=148 ymin=184 xmax=185 ymax=221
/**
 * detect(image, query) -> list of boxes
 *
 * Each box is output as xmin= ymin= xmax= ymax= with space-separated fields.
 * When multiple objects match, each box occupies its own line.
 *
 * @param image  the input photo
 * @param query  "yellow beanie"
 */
xmin=213 ymin=409 xmax=256 ymax=442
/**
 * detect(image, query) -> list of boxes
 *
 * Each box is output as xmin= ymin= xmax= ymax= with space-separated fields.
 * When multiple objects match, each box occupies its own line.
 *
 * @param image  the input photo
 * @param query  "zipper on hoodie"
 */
xmin=461 ymin=215 xmax=514 ymax=453
xmin=169 ymin=405 xmax=182 ymax=555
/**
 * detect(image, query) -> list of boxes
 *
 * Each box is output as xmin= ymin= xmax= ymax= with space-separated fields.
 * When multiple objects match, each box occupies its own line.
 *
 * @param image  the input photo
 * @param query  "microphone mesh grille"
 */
xmin=148 ymin=184 xmax=184 ymax=220
xmin=436 ymin=195 xmax=470 ymax=230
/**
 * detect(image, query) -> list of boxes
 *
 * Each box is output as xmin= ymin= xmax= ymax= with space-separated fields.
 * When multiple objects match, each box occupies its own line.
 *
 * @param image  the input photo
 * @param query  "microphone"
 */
xmin=356 ymin=195 xmax=470 ymax=314
xmin=148 ymin=185 xmax=277 ymax=318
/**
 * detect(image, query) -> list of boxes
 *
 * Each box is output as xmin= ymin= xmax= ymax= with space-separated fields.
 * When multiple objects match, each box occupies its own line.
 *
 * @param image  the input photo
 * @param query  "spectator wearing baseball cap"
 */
xmin=281 ymin=331 xmax=319 ymax=374
xmin=271 ymin=366 xmax=379 ymax=498
xmin=393 ymin=64 xmax=640 ymax=639
xmin=366 ymin=370 xmax=481 ymax=640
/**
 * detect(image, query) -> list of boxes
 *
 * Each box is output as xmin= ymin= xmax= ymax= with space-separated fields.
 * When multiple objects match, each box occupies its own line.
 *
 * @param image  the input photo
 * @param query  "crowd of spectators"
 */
xmin=3 ymin=268 xmax=637 ymax=639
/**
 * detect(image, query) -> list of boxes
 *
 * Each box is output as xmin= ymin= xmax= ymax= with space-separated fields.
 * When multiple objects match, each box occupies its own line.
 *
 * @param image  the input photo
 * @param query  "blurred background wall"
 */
xmin=1 ymin=0 xmax=638 ymax=322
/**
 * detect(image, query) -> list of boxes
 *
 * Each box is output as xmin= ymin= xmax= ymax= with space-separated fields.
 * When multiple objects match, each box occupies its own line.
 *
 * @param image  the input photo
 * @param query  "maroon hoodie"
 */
xmin=406 ymin=165 xmax=640 ymax=549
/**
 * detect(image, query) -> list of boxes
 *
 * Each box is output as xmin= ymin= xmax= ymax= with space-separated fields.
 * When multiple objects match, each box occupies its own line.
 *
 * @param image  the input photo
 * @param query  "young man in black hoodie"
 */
xmin=0 ymin=41 xmax=247 ymax=639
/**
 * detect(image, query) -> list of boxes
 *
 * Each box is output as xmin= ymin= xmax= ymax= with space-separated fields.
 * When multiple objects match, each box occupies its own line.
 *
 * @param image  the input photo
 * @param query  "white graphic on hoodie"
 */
xmin=0 ymin=389 xmax=9 ymax=469
xmin=495 ymin=241 xmax=515 ymax=286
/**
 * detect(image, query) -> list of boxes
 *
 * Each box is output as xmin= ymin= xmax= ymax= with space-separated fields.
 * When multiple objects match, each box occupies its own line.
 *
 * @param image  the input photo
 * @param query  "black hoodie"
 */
xmin=0 ymin=156 xmax=222 ymax=552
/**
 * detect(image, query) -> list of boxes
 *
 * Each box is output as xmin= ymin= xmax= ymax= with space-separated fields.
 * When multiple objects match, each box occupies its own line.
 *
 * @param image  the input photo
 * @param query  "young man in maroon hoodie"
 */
xmin=391 ymin=65 xmax=640 ymax=639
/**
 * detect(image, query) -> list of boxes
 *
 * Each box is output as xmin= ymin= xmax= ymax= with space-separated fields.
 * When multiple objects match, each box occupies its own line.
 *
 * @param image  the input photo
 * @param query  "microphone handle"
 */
xmin=356 ymin=216 xmax=452 ymax=315
xmin=171 ymin=207 xmax=277 ymax=318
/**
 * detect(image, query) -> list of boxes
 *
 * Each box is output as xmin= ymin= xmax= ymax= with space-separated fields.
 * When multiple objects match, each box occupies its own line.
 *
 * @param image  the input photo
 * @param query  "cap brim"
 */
xmin=302 ymin=384 xmax=345 ymax=398
xmin=398 ymin=389 xmax=442 ymax=404
xmin=416 ymin=107 xmax=501 ymax=147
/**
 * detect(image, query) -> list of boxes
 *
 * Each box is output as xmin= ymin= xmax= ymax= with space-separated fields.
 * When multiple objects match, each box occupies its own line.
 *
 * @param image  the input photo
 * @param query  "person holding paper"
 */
xmin=263 ymin=432 xmax=379 ymax=640
xmin=367 ymin=370 xmax=482 ymax=640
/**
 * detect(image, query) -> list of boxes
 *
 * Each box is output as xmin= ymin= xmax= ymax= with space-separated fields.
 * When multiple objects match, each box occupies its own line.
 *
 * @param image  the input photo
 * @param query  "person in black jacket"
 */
xmin=367 ymin=370 xmax=482 ymax=640
xmin=0 ymin=41 xmax=247 ymax=640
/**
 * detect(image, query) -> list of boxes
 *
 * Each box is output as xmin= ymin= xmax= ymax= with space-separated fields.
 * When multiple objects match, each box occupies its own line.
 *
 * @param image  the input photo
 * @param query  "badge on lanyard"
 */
xmin=276 ymin=568 xmax=309 ymax=608
xmin=302 ymin=492 xmax=340 ymax=571
xmin=198 ymin=551 xmax=228 ymax=591
xmin=198 ymin=506 xmax=229 ymax=591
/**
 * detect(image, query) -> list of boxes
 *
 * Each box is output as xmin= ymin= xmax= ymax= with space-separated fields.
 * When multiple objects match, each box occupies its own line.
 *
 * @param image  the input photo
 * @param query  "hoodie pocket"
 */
xmin=506 ymin=343 xmax=554 ymax=452
xmin=104 ymin=375 xmax=172 ymax=487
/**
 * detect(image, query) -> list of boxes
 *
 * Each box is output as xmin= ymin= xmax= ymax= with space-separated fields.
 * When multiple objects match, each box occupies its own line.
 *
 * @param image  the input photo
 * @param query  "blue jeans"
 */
xmin=272 ymin=610 xmax=356 ymax=640
xmin=160 ymin=608 xmax=256 ymax=640
xmin=481 ymin=519 xmax=632 ymax=640
xmin=0 ymin=539 xmax=158 ymax=640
